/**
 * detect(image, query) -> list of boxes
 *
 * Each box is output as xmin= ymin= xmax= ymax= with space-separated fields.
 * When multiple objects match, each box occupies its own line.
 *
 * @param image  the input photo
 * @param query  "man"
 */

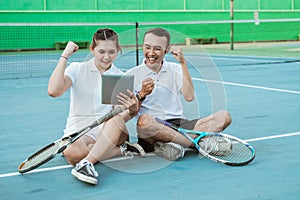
xmin=126 ymin=28 xmax=232 ymax=161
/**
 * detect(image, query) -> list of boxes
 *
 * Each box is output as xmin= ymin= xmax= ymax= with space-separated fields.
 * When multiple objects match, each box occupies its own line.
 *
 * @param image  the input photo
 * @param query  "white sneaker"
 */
xmin=120 ymin=141 xmax=146 ymax=159
xmin=71 ymin=159 xmax=98 ymax=185
xmin=154 ymin=141 xmax=185 ymax=161
xmin=199 ymin=136 xmax=232 ymax=156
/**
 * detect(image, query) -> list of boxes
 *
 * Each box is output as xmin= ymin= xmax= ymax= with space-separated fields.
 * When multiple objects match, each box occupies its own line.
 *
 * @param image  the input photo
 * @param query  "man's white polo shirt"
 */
xmin=126 ymin=59 xmax=183 ymax=120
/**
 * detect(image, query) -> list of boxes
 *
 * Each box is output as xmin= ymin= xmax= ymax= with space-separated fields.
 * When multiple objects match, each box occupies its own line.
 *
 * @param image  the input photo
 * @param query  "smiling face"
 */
xmin=91 ymin=40 xmax=119 ymax=73
xmin=143 ymin=33 xmax=169 ymax=71
xmin=90 ymin=28 xmax=121 ymax=73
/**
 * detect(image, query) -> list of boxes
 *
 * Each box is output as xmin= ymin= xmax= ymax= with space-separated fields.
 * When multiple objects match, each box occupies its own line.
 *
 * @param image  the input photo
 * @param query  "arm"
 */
xmin=136 ymin=77 xmax=155 ymax=106
xmin=170 ymin=47 xmax=194 ymax=102
xmin=48 ymin=41 xmax=79 ymax=97
xmin=117 ymin=89 xmax=139 ymax=122
xmin=117 ymin=78 xmax=154 ymax=121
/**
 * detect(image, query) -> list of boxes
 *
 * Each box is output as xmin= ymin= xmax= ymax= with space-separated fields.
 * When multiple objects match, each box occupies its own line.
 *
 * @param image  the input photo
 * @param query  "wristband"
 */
xmin=136 ymin=92 xmax=145 ymax=102
xmin=60 ymin=56 xmax=68 ymax=60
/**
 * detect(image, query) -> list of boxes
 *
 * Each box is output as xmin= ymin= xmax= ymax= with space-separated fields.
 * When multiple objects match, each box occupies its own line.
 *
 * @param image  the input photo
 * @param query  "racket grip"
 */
xmin=92 ymin=106 xmax=125 ymax=127
xmin=155 ymin=117 xmax=172 ymax=127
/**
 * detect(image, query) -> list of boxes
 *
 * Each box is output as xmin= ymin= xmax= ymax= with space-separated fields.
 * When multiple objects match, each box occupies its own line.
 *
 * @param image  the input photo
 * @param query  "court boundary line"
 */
xmin=192 ymin=78 xmax=300 ymax=94
xmin=245 ymin=132 xmax=300 ymax=142
xmin=1 ymin=131 xmax=299 ymax=179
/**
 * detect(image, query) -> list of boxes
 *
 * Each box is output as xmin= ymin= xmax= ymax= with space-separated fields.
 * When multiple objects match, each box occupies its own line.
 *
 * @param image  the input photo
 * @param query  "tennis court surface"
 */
xmin=1 ymin=42 xmax=300 ymax=199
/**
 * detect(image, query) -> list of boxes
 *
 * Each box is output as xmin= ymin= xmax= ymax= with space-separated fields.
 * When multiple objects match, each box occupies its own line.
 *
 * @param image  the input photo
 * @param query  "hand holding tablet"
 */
xmin=101 ymin=74 xmax=134 ymax=105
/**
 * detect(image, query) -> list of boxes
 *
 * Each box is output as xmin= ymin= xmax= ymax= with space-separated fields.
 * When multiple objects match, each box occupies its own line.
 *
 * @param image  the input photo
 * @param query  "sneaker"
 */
xmin=154 ymin=141 xmax=185 ymax=161
xmin=71 ymin=159 xmax=98 ymax=185
xmin=199 ymin=136 xmax=232 ymax=156
xmin=120 ymin=141 xmax=146 ymax=158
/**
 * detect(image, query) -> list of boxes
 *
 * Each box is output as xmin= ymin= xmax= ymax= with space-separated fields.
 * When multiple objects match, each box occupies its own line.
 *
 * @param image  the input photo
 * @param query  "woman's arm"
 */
xmin=48 ymin=41 xmax=78 ymax=97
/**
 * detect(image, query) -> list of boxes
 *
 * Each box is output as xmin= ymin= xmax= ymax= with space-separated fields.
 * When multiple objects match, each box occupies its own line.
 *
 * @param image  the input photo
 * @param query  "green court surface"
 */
xmin=0 ymin=42 xmax=300 ymax=199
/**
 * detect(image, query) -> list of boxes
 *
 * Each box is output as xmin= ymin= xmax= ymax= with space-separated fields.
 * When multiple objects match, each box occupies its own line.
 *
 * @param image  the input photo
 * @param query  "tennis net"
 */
xmin=0 ymin=18 xmax=299 ymax=79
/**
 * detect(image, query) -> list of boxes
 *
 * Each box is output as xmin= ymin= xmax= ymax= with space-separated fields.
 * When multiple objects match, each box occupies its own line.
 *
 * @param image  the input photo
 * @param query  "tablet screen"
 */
xmin=101 ymin=74 xmax=134 ymax=105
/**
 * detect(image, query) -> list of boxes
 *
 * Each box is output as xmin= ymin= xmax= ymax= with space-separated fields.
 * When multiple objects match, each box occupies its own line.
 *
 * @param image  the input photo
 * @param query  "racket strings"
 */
xmin=212 ymin=138 xmax=254 ymax=163
xmin=19 ymin=140 xmax=67 ymax=171
xmin=199 ymin=136 xmax=232 ymax=156
xmin=198 ymin=136 xmax=254 ymax=164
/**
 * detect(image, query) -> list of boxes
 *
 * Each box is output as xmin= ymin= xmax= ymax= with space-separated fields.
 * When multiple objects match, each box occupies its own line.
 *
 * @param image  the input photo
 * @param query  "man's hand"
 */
xmin=170 ymin=46 xmax=186 ymax=64
xmin=139 ymin=78 xmax=155 ymax=98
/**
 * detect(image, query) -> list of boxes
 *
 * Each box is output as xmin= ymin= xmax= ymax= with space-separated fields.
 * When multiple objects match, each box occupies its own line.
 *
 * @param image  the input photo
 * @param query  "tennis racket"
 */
xmin=18 ymin=106 xmax=125 ymax=173
xmin=155 ymin=118 xmax=255 ymax=166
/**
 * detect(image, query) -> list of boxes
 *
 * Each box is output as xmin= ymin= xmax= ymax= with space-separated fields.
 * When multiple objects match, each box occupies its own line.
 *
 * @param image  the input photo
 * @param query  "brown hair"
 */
xmin=91 ymin=28 xmax=121 ymax=52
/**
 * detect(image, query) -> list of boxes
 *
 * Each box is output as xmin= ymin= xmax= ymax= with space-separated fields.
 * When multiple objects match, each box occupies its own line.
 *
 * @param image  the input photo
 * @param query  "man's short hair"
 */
xmin=144 ymin=28 xmax=170 ymax=48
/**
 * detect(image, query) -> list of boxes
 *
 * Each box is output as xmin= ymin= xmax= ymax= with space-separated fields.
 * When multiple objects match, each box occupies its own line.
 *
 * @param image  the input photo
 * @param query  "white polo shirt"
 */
xmin=63 ymin=58 xmax=124 ymax=137
xmin=126 ymin=59 xmax=183 ymax=120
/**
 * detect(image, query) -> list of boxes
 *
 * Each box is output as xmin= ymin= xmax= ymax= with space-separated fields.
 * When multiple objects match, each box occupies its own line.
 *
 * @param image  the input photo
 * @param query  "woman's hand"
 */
xmin=62 ymin=41 xmax=79 ymax=58
xmin=117 ymin=89 xmax=138 ymax=117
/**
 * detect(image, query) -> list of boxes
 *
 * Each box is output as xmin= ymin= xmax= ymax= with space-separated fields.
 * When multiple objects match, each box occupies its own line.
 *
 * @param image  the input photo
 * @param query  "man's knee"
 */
xmin=137 ymin=114 xmax=158 ymax=138
xmin=215 ymin=110 xmax=232 ymax=129
xmin=222 ymin=110 xmax=232 ymax=128
xmin=137 ymin=114 xmax=152 ymax=128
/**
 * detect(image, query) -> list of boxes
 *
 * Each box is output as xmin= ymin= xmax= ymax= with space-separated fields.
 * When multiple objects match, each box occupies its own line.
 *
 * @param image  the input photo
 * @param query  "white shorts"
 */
xmin=84 ymin=123 xmax=104 ymax=141
xmin=63 ymin=123 xmax=104 ymax=142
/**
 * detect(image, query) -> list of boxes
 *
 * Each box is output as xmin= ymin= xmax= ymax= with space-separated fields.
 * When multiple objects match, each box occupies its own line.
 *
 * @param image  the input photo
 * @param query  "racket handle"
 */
xmin=155 ymin=117 xmax=173 ymax=128
xmin=91 ymin=106 xmax=125 ymax=128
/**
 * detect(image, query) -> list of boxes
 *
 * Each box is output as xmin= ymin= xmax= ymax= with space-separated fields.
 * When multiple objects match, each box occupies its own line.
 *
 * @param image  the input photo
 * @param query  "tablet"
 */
xmin=101 ymin=74 xmax=134 ymax=105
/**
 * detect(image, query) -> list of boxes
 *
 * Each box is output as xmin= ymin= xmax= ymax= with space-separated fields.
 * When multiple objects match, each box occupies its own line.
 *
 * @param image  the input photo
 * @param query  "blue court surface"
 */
xmin=0 ymin=42 xmax=300 ymax=199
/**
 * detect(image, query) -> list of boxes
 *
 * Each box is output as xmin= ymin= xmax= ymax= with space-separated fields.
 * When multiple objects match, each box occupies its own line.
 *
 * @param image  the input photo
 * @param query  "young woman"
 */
xmin=48 ymin=28 xmax=145 ymax=185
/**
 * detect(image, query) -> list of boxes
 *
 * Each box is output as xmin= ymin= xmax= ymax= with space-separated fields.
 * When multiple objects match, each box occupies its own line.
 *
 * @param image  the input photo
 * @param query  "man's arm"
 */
xmin=171 ymin=47 xmax=194 ymax=101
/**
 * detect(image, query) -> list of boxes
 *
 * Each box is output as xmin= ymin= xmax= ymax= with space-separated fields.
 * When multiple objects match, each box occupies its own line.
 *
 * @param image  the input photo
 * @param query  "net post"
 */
xmin=135 ymin=22 xmax=139 ymax=66
xmin=230 ymin=0 xmax=234 ymax=50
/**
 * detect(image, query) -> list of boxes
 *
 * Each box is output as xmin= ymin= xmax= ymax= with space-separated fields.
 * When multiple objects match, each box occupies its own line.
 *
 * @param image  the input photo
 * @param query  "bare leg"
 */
xmin=64 ymin=113 xmax=129 ymax=166
xmin=63 ymin=135 xmax=94 ymax=165
xmin=137 ymin=110 xmax=232 ymax=149
xmin=137 ymin=114 xmax=193 ymax=148
xmin=194 ymin=110 xmax=232 ymax=132
xmin=85 ymin=113 xmax=128 ymax=164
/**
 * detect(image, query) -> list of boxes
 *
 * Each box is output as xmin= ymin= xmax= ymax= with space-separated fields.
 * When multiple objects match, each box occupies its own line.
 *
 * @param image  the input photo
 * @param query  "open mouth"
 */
xmin=147 ymin=56 xmax=158 ymax=63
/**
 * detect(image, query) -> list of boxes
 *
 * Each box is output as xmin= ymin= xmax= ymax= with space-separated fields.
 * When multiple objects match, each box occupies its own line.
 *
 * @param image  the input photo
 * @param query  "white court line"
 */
xmin=1 ymin=132 xmax=300 ymax=179
xmin=193 ymin=78 xmax=300 ymax=94
xmin=0 ymin=153 xmax=154 ymax=179
xmin=186 ymin=52 xmax=299 ymax=64
xmin=0 ymin=165 xmax=72 ymax=178
xmin=245 ymin=132 xmax=300 ymax=142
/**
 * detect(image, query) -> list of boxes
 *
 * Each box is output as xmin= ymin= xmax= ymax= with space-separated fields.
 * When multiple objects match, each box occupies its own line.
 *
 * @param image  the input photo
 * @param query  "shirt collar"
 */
xmin=87 ymin=58 xmax=98 ymax=72
xmin=141 ymin=59 xmax=168 ymax=75
xmin=88 ymin=58 xmax=117 ymax=73
xmin=103 ymin=63 xmax=118 ymax=74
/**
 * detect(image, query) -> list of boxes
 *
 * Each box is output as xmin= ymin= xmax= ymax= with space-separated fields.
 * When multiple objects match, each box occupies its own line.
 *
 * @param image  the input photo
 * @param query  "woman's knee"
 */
xmin=63 ymin=148 xmax=80 ymax=166
xmin=63 ymin=142 xmax=89 ymax=165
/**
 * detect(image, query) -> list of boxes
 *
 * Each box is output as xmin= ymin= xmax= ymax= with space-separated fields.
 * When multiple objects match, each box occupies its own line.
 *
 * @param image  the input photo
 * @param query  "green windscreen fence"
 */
xmin=1 ymin=19 xmax=300 ymax=51
xmin=1 ymin=0 xmax=299 ymax=11
xmin=0 ymin=18 xmax=300 ymax=79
